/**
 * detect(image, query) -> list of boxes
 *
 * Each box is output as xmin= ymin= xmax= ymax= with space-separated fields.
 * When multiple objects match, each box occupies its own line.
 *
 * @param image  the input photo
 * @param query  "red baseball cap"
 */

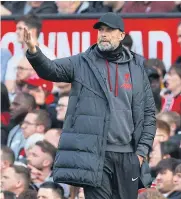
xmin=23 ymin=74 xmax=53 ymax=93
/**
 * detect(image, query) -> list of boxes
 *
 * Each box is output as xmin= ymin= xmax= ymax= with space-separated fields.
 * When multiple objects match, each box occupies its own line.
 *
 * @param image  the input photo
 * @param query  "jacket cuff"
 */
xmin=136 ymin=144 xmax=149 ymax=158
xmin=26 ymin=46 xmax=40 ymax=58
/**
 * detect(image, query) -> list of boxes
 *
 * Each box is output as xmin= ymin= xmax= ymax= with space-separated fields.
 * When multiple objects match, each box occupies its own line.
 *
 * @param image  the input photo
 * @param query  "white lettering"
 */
xmin=57 ymin=32 xmax=71 ymax=57
xmin=129 ymin=31 xmax=144 ymax=55
xmin=149 ymin=31 xmax=171 ymax=71
xmin=82 ymin=32 xmax=90 ymax=52
xmin=72 ymin=32 xmax=80 ymax=55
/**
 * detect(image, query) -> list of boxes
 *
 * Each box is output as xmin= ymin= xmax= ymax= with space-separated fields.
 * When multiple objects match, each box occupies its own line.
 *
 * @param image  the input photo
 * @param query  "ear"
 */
xmin=163 ymin=154 xmax=170 ymax=159
xmin=120 ymin=31 xmax=125 ymax=41
xmin=16 ymin=179 xmax=23 ymax=189
xmin=42 ymin=159 xmax=51 ymax=167
xmin=36 ymin=125 xmax=45 ymax=133
xmin=2 ymin=160 xmax=10 ymax=169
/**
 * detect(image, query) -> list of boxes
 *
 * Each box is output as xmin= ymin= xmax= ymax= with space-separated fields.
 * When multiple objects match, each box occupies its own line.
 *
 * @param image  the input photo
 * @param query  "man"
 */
xmin=25 ymin=12 xmax=156 ymax=199
xmin=175 ymin=22 xmax=181 ymax=64
xmin=56 ymin=94 xmax=69 ymax=121
xmin=22 ymin=74 xmax=58 ymax=128
xmin=1 ymin=165 xmax=30 ymax=197
xmin=0 ymin=146 xmax=15 ymax=173
xmin=19 ymin=109 xmax=52 ymax=161
xmin=5 ymin=14 xmax=56 ymax=93
xmin=44 ymin=128 xmax=62 ymax=148
xmin=7 ymin=92 xmax=36 ymax=160
xmin=155 ymin=158 xmax=181 ymax=198
xmin=37 ymin=181 xmax=64 ymax=199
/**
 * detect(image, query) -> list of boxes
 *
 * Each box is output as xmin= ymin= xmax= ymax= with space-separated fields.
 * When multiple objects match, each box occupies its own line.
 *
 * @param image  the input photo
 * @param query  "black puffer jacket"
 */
xmin=26 ymin=44 xmax=156 ymax=188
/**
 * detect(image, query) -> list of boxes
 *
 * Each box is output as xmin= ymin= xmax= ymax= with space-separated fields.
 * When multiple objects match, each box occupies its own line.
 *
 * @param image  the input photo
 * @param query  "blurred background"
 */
xmin=0 ymin=1 xmax=181 ymax=199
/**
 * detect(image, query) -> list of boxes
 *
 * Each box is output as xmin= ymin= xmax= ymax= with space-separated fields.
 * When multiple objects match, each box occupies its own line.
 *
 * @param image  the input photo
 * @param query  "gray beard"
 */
xmin=98 ymin=42 xmax=118 ymax=52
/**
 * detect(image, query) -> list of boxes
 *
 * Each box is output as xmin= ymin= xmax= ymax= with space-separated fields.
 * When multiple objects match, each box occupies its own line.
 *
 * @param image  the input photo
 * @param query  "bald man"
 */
xmin=16 ymin=56 xmax=35 ymax=84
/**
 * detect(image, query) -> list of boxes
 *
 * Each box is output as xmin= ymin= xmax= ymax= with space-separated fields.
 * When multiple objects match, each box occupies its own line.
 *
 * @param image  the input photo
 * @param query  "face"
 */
xmin=1 ymin=167 xmax=18 ymax=193
xmin=149 ymin=141 xmax=162 ymax=168
xmin=56 ymin=96 xmax=69 ymax=121
xmin=0 ymin=150 xmax=11 ymax=172
xmin=177 ymin=24 xmax=181 ymax=47
xmin=27 ymin=145 xmax=51 ymax=170
xmin=167 ymin=69 xmax=181 ymax=92
xmin=44 ymin=129 xmax=61 ymax=148
xmin=22 ymin=85 xmax=46 ymax=105
xmin=55 ymin=1 xmax=73 ymax=13
xmin=173 ymin=172 xmax=181 ymax=191
xmin=21 ymin=113 xmax=39 ymax=139
xmin=16 ymin=21 xmax=28 ymax=43
xmin=97 ymin=25 xmax=125 ymax=51
xmin=10 ymin=94 xmax=29 ymax=120
xmin=37 ymin=188 xmax=61 ymax=199
xmin=156 ymin=170 xmax=174 ymax=193
xmin=16 ymin=57 xmax=35 ymax=82
xmin=154 ymin=128 xmax=169 ymax=143
xmin=78 ymin=191 xmax=85 ymax=199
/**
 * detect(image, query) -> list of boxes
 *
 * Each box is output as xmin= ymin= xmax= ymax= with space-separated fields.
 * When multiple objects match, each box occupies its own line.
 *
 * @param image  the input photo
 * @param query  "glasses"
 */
xmin=57 ymin=104 xmax=67 ymax=108
xmin=17 ymin=66 xmax=32 ymax=71
xmin=22 ymin=120 xmax=39 ymax=126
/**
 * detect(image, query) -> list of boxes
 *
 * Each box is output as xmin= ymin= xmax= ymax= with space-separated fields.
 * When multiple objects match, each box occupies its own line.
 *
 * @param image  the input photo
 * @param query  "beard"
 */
xmin=97 ymin=40 xmax=118 ymax=51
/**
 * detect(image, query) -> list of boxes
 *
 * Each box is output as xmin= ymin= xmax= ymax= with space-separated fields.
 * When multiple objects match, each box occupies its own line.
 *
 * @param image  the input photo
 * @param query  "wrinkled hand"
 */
xmin=23 ymin=28 xmax=37 ymax=53
xmin=137 ymin=155 xmax=144 ymax=167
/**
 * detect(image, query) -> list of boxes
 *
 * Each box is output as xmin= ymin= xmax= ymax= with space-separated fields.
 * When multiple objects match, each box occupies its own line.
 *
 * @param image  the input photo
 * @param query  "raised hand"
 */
xmin=23 ymin=28 xmax=37 ymax=53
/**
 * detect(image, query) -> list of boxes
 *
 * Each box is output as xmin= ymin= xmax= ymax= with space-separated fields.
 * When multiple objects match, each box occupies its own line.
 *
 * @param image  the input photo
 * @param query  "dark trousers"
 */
xmin=84 ymin=152 xmax=140 ymax=199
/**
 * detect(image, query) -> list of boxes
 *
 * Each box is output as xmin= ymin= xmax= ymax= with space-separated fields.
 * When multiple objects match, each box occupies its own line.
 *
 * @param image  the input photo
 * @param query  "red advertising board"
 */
xmin=1 ymin=17 xmax=181 ymax=71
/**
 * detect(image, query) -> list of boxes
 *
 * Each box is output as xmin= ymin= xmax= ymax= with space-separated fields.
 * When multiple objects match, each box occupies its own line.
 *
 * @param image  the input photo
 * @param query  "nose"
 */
xmin=156 ymin=173 xmax=161 ymax=181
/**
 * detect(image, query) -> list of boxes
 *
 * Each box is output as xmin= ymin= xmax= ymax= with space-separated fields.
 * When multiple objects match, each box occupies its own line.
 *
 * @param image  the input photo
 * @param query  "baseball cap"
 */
xmin=93 ymin=12 xmax=124 ymax=32
xmin=23 ymin=74 xmax=53 ymax=92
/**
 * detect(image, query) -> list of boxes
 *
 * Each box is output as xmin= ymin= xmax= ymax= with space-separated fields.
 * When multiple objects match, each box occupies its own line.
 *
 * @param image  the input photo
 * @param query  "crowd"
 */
xmin=1 ymin=2 xmax=181 ymax=199
xmin=1 ymin=1 xmax=181 ymax=16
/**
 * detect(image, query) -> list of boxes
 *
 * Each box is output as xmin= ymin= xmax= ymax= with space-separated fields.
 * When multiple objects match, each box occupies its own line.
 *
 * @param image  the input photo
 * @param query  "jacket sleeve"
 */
xmin=136 ymin=66 xmax=156 ymax=158
xmin=26 ymin=46 xmax=74 ymax=83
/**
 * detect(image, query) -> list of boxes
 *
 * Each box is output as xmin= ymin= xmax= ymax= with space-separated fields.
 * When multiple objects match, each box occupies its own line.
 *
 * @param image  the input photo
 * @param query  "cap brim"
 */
xmin=93 ymin=21 xmax=118 ymax=30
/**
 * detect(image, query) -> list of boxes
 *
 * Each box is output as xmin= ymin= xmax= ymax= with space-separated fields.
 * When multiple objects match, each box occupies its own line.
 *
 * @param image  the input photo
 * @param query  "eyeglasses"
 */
xmin=17 ymin=66 xmax=32 ymax=71
xmin=22 ymin=120 xmax=39 ymax=126
xmin=57 ymin=104 xmax=67 ymax=108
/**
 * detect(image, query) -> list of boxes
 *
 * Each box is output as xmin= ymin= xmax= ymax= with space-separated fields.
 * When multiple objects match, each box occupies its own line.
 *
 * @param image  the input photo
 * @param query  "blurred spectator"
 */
xmin=15 ymin=56 xmax=36 ymax=95
xmin=154 ymin=120 xmax=170 ymax=146
xmin=145 ymin=66 xmax=162 ymax=112
xmin=138 ymin=188 xmax=166 ymax=199
xmin=122 ymin=34 xmax=133 ymax=51
xmin=5 ymin=14 xmax=56 ymax=94
xmin=144 ymin=58 xmax=166 ymax=88
xmin=157 ymin=112 xmax=181 ymax=136
xmin=2 ymin=1 xmax=57 ymax=15
xmin=0 ymin=191 xmax=16 ymax=199
xmin=78 ymin=188 xmax=85 ymax=199
xmin=1 ymin=165 xmax=30 ymax=197
xmin=21 ymin=109 xmax=51 ymax=139
xmin=172 ymin=1 xmax=181 ymax=12
xmin=0 ymin=146 xmax=15 ymax=173
xmin=25 ymin=133 xmax=44 ymax=154
xmin=103 ymin=1 xmax=125 ymax=13
xmin=20 ymin=109 xmax=52 ymax=161
xmin=56 ymin=1 xmax=90 ymax=14
xmin=56 ymin=94 xmax=69 ymax=122
xmin=173 ymin=164 xmax=181 ymax=191
xmin=1 ymin=83 xmax=11 ymax=145
xmin=122 ymin=1 xmax=175 ymax=13
xmin=27 ymin=141 xmax=56 ymax=187
xmin=55 ymin=1 xmax=110 ymax=14
xmin=37 ymin=181 xmax=64 ymax=199
xmin=44 ymin=128 xmax=62 ymax=148
xmin=155 ymin=158 xmax=181 ymax=197
xmin=175 ymin=22 xmax=181 ymax=64
xmin=22 ymin=74 xmax=58 ymax=128
xmin=7 ymin=93 xmax=36 ymax=160
xmin=162 ymin=64 xmax=181 ymax=115
xmin=18 ymin=189 xmax=37 ymax=199
xmin=149 ymin=139 xmax=180 ymax=171
xmin=0 ymin=48 xmax=12 ymax=83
